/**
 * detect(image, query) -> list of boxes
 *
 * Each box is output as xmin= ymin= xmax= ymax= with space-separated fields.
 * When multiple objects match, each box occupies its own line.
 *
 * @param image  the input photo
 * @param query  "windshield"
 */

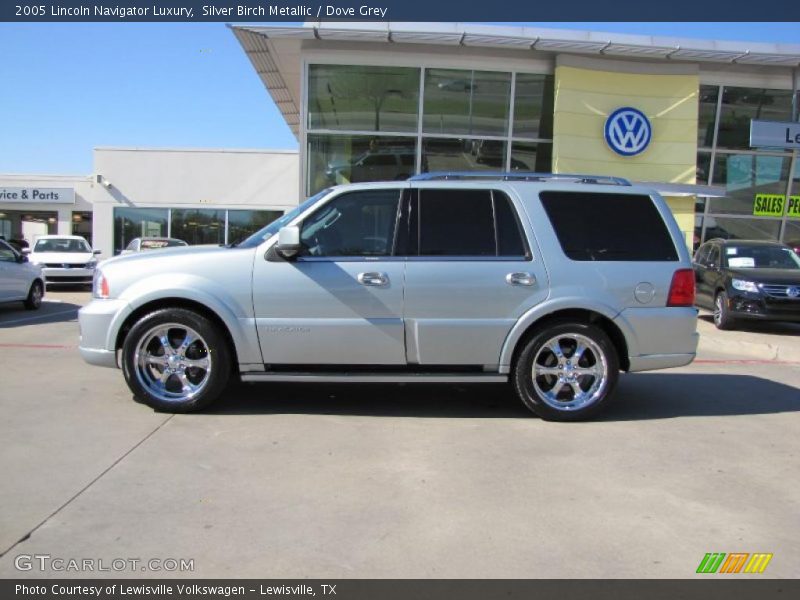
xmin=34 ymin=238 xmax=91 ymax=253
xmin=235 ymin=189 xmax=332 ymax=249
xmin=724 ymin=245 xmax=800 ymax=270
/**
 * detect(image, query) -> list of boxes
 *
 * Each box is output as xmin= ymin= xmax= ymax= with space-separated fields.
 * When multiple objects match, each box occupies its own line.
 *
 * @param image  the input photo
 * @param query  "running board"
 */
xmin=240 ymin=372 xmax=508 ymax=384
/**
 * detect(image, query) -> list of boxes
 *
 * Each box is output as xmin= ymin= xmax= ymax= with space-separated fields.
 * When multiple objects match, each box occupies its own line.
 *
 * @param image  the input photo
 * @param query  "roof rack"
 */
xmin=408 ymin=171 xmax=631 ymax=186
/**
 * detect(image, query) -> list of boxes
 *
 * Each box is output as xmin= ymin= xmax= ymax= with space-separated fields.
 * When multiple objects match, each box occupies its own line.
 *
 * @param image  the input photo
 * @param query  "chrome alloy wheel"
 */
xmin=713 ymin=295 xmax=723 ymax=326
xmin=532 ymin=333 xmax=609 ymax=411
xmin=133 ymin=323 xmax=212 ymax=403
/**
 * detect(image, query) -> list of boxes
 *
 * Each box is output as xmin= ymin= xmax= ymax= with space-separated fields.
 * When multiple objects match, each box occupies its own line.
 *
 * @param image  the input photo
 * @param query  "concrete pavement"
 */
xmin=0 ymin=291 xmax=798 ymax=578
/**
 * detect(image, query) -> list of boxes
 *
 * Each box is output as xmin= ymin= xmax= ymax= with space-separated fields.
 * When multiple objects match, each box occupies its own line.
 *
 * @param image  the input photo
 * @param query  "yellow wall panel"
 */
xmin=556 ymin=66 xmax=697 ymax=97
xmin=554 ymin=90 xmax=699 ymax=122
xmin=552 ymin=61 xmax=700 ymax=246
xmin=556 ymin=113 xmax=698 ymax=145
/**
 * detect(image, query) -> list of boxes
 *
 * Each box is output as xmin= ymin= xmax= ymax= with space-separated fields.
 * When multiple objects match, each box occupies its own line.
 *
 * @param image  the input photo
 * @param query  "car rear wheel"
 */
xmin=23 ymin=280 xmax=43 ymax=310
xmin=713 ymin=291 xmax=735 ymax=330
xmin=121 ymin=308 xmax=231 ymax=412
xmin=513 ymin=321 xmax=619 ymax=421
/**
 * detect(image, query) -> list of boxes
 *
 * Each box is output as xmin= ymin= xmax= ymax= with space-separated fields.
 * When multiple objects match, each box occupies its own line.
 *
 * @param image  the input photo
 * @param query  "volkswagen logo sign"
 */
xmin=604 ymin=107 xmax=652 ymax=157
xmin=788 ymin=286 xmax=800 ymax=299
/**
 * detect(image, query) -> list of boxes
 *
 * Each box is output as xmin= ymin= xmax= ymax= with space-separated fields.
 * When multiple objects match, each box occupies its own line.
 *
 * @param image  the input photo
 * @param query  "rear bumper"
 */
xmin=615 ymin=306 xmax=699 ymax=373
xmin=628 ymin=352 xmax=696 ymax=373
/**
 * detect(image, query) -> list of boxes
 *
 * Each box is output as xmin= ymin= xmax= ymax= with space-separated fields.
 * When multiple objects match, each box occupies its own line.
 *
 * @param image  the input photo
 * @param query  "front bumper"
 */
xmin=42 ymin=266 xmax=94 ymax=284
xmin=727 ymin=293 xmax=800 ymax=322
xmin=78 ymin=298 xmax=131 ymax=368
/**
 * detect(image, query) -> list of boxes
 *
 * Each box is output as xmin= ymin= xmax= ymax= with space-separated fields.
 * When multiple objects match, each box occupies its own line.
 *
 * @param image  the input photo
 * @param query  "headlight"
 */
xmin=732 ymin=279 xmax=759 ymax=293
xmin=86 ymin=258 xmax=98 ymax=269
xmin=93 ymin=270 xmax=110 ymax=299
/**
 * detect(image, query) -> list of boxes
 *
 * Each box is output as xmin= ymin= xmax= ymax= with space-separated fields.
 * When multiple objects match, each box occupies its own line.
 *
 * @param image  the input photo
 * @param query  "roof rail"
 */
xmin=408 ymin=171 xmax=631 ymax=186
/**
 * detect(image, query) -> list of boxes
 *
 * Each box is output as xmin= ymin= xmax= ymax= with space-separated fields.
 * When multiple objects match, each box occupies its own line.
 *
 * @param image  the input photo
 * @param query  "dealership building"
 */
xmin=0 ymin=147 xmax=298 ymax=258
xmin=2 ymin=22 xmax=800 ymax=256
xmin=229 ymin=21 xmax=800 ymax=248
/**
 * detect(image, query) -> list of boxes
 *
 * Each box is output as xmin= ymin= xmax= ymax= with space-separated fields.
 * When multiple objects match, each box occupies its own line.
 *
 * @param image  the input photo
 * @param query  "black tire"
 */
xmin=513 ymin=320 xmax=620 ymax=421
xmin=121 ymin=308 xmax=231 ymax=412
xmin=713 ymin=291 xmax=736 ymax=330
xmin=23 ymin=280 xmax=43 ymax=310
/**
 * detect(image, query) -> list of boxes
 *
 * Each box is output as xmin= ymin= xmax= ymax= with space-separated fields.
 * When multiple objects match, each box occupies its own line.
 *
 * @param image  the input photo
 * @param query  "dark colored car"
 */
xmin=693 ymin=239 xmax=800 ymax=329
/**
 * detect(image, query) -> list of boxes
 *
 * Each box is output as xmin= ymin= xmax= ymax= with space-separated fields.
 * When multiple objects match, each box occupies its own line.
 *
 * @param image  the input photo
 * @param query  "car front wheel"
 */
xmin=513 ymin=321 xmax=619 ymax=421
xmin=121 ymin=308 xmax=231 ymax=412
xmin=23 ymin=280 xmax=43 ymax=310
xmin=713 ymin=291 xmax=735 ymax=330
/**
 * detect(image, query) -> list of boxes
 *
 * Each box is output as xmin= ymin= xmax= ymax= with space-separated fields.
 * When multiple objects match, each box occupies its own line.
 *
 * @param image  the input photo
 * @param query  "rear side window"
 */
xmin=539 ymin=191 xmax=678 ymax=261
xmin=417 ymin=189 xmax=529 ymax=258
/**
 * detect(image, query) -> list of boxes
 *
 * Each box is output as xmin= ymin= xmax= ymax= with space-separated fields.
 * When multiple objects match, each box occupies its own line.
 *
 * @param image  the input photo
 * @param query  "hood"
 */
xmin=102 ymin=244 xmax=227 ymax=268
xmin=727 ymin=268 xmax=800 ymax=285
xmin=30 ymin=251 xmax=94 ymax=264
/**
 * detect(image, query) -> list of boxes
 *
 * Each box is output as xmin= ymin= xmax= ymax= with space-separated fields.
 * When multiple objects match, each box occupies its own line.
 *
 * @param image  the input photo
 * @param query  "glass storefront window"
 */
xmin=113 ymin=207 xmax=169 ymax=255
xmin=423 ymin=69 xmax=511 ymax=136
xmin=783 ymin=220 xmax=800 ymax=246
xmin=510 ymin=142 xmax=552 ymax=172
xmin=422 ymin=138 xmax=507 ymax=172
xmin=717 ymin=86 xmax=794 ymax=149
xmin=697 ymin=85 xmax=719 ymax=149
xmin=708 ymin=154 xmax=790 ymax=215
xmin=227 ymin=209 xmax=283 ymax=246
xmin=307 ymin=134 xmax=416 ymax=195
xmin=308 ymin=64 xmax=420 ymax=132
xmin=170 ymin=209 xmax=225 ymax=246
xmin=0 ymin=210 xmax=57 ymax=248
xmin=71 ymin=211 xmax=92 ymax=244
xmin=513 ymin=74 xmax=554 ymax=139
xmin=702 ymin=216 xmax=782 ymax=242
xmin=696 ymin=151 xmax=712 ymax=184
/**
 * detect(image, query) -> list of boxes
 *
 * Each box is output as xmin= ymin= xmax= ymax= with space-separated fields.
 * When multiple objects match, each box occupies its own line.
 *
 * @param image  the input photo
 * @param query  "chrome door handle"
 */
xmin=506 ymin=272 xmax=536 ymax=287
xmin=357 ymin=272 xmax=389 ymax=287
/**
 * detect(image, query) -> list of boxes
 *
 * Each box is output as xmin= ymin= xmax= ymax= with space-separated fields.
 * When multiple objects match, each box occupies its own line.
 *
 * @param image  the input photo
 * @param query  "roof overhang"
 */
xmin=231 ymin=22 xmax=800 ymax=139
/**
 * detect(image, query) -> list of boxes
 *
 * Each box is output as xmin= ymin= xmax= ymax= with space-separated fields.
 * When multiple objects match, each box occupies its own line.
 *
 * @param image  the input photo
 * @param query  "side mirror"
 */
xmin=22 ymin=248 xmax=31 ymax=255
xmin=276 ymin=226 xmax=302 ymax=259
xmin=93 ymin=249 xmax=102 ymax=255
xmin=16 ymin=253 xmax=27 ymax=263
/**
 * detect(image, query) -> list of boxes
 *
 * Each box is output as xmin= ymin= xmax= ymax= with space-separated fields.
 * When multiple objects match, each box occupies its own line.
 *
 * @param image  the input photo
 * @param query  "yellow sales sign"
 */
xmin=753 ymin=194 xmax=800 ymax=218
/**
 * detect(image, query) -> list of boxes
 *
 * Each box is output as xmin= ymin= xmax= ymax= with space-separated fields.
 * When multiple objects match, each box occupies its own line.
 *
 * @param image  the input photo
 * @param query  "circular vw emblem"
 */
xmin=788 ymin=286 xmax=800 ymax=298
xmin=604 ymin=107 xmax=652 ymax=157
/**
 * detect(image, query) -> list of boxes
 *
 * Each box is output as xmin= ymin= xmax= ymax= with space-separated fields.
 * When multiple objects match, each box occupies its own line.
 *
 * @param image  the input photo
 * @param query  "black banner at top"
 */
xmin=2 ymin=0 xmax=800 ymax=22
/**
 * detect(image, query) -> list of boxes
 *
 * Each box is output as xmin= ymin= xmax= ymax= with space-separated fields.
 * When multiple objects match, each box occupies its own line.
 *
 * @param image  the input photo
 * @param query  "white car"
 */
xmin=28 ymin=235 xmax=100 ymax=287
xmin=0 ymin=239 xmax=45 ymax=310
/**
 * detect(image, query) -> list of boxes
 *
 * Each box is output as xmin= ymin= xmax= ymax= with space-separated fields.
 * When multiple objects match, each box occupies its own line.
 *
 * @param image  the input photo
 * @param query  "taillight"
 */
xmin=667 ymin=268 xmax=695 ymax=307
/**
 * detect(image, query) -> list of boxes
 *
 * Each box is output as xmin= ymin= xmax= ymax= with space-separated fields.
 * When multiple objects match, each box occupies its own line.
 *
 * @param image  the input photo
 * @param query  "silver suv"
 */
xmin=78 ymin=173 xmax=698 ymax=421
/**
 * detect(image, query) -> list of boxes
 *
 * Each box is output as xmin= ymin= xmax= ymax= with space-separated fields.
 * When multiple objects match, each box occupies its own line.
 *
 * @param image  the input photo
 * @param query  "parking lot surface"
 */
xmin=0 ymin=290 xmax=798 ymax=578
